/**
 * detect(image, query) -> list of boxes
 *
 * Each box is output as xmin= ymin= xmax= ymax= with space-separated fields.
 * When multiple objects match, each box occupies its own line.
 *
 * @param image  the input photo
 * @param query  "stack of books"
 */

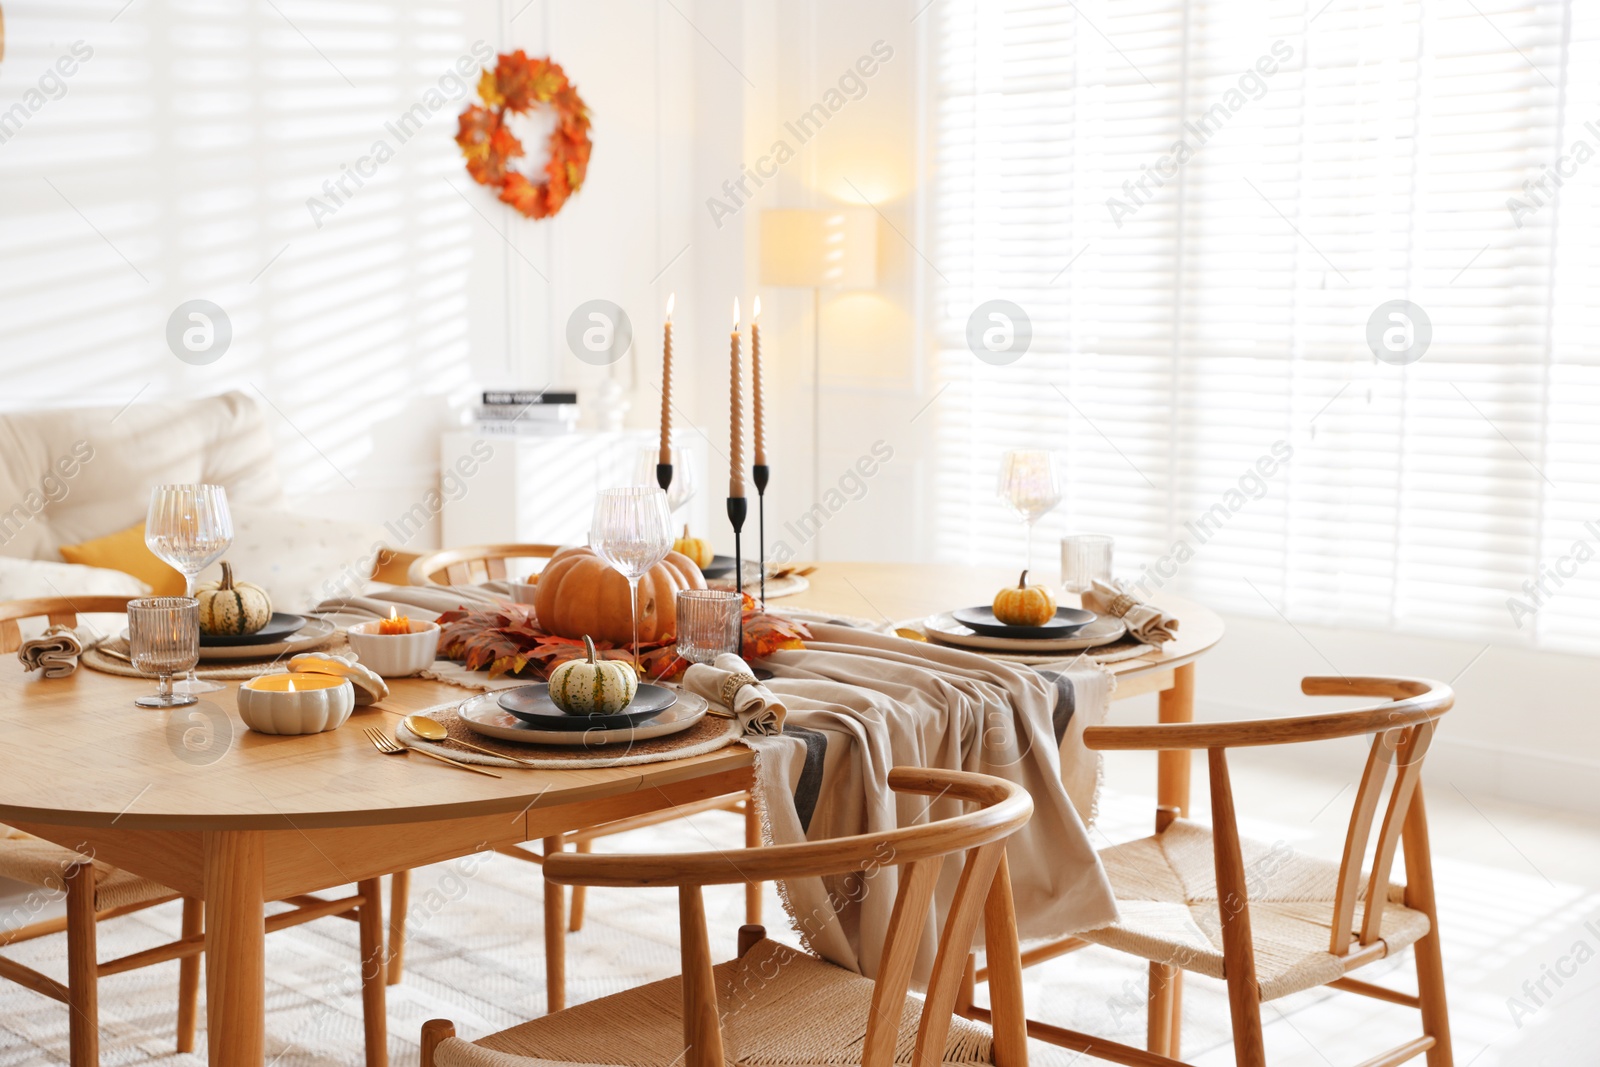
xmin=472 ymin=390 xmax=579 ymax=435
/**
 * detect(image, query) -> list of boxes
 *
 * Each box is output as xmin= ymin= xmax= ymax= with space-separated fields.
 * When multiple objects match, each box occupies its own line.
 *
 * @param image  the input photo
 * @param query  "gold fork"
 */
xmin=362 ymin=727 xmax=502 ymax=778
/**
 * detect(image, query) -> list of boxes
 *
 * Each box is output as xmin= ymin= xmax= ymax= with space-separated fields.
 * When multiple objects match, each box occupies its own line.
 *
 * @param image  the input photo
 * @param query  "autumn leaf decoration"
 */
xmin=455 ymin=50 xmax=592 ymax=220
xmin=436 ymin=593 xmax=810 ymax=684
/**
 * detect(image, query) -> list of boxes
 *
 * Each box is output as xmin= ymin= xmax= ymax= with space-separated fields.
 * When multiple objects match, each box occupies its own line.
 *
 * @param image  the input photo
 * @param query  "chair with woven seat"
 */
xmin=985 ymin=674 xmax=1455 ymax=1067
xmin=419 ymin=766 xmax=1037 ymax=1067
xmin=391 ymin=542 xmax=762 ymax=1013
xmin=0 ymin=595 xmax=392 ymax=1067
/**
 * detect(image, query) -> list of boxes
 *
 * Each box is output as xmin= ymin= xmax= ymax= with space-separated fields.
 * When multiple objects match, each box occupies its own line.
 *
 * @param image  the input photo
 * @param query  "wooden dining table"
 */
xmin=0 ymin=562 xmax=1222 ymax=1067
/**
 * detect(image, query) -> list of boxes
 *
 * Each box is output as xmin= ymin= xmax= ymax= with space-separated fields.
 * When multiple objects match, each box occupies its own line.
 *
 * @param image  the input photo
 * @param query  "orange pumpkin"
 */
xmin=533 ymin=546 xmax=706 ymax=644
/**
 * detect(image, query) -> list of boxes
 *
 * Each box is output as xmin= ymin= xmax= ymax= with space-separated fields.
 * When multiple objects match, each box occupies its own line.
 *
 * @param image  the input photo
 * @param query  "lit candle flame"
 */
xmin=286 ymin=678 xmax=296 ymax=693
xmin=753 ymin=295 xmax=761 ymax=320
xmin=388 ymin=606 xmax=399 ymax=623
xmin=666 ymin=292 xmax=675 ymax=321
xmin=732 ymin=297 xmax=740 ymax=329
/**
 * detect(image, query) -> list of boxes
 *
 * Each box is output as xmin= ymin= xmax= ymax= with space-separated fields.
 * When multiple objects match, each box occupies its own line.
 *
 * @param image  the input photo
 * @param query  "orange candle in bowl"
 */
xmin=377 ymin=606 xmax=412 ymax=635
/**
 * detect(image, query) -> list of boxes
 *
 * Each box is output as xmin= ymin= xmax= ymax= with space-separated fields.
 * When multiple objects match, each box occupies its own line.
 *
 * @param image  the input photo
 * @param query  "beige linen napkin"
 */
xmin=1082 ymin=578 xmax=1179 ymax=644
xmin=17 ymin=625 xmax=89 ymax=678
xmin=683 ymin=653 xmax=787 ymax=735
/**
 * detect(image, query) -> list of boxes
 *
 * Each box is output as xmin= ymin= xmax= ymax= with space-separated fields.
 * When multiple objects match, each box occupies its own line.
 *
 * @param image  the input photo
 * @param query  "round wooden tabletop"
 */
xmin=0 ymin=563 xmax=1222 ymax=831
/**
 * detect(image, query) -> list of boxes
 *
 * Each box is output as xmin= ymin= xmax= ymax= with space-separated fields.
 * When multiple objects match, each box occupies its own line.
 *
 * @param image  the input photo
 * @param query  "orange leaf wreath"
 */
xmin=455 ymin=50 xmax=591 ymax=220
xmin=436 ymin=594 xmax=809 ymax=683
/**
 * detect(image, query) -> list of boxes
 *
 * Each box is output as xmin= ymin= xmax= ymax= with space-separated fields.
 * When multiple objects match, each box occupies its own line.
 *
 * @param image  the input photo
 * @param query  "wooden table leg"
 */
xmin=357 ymin=877 xmax=389 ymax=1067
xmin=386 ymin=870 xmax=410 ymax=986
xmin=65 ymin=863 xmax=98 ymax=1067
xmin=543 ymin=836 xmax=565 ymax=1014
xmin=204 ymin=830 xmax=266 ymax=1067
xmin=1155 ymin=661 xmax=1195 ymax=1058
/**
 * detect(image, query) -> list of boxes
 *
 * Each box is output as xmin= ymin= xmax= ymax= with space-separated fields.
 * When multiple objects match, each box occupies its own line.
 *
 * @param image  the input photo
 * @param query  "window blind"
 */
xmin=932 ymin=0 xmax=1600 ymax=653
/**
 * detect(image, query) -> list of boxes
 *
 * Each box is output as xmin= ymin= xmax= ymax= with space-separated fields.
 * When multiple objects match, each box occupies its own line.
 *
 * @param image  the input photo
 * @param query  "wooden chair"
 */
xmin=390 ymin=542 xmax=763 ymax=1012
xmin=0 ymin=596 xmax=391 ymax=1067
xmin=406 ymin=543 xmax=564 ymax=586
xmin=970 ymin=675 xmax=1455 ymax=1067
xmin=419 ymin=766 xmax=1035 ymax=1067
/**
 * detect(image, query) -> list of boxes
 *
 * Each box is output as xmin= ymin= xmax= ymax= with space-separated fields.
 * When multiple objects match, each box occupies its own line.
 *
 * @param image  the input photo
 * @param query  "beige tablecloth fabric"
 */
xmin=745 ymin=623 xmax=1117 ymax=980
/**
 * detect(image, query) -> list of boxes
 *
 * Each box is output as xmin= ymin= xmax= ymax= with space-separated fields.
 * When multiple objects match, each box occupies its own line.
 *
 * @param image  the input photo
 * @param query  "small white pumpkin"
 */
xmin=195 ymin=561 xmax=273 ymax=636
xmin=547 ymin=635 xmax=638 ymax=715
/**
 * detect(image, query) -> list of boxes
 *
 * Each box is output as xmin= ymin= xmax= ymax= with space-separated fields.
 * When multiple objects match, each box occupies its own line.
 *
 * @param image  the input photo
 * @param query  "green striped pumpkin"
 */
xmin=548 ymin=635 xmax=638 ymax=715
xmin=195 ymin=562 xmax=273 ymax=636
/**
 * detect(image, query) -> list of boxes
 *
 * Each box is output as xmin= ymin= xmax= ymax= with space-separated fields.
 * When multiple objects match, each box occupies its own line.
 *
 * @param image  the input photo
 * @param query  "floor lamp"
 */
xmin=758 ymin=208 xmax=878 ymax=557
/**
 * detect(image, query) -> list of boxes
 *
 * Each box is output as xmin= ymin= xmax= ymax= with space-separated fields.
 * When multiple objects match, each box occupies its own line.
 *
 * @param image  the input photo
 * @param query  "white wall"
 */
xmin=0 ymin=0 xmax=703 ymax=548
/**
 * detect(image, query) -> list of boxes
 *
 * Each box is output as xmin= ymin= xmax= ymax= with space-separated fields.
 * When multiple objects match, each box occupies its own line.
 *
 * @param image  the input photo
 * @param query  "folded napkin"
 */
xmin=18 ymin=625 xmax=91 ymax=678
xmin=683 ymin=653 xmax=787 ymax=735
xmin=1081 ymin=578 xmax=1179 ymax=644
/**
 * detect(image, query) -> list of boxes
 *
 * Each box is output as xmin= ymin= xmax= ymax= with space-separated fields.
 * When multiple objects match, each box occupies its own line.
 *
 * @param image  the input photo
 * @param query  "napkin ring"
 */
xmin=1107 ymin=593 xmax=1140 ymax=617
xmin=720 ymin=672 xmax=758 ymax=708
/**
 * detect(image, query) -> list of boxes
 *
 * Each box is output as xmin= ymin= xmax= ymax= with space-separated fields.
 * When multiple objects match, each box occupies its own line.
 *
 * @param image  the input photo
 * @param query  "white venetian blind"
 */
xmin=932 ymin=0 xmax=1600 ymax=653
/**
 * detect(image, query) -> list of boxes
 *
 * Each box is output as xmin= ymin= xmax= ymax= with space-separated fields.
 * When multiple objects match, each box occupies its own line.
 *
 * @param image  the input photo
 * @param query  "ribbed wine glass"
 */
xmin=997 ymin=450 xmax=1062 ymax=573
xmin=145 ymin=484 xmax=233 ymax=694
xmin=128 ymin=597 xmax=200 ymax=708
xmin=589 ymin=487 xmax=674 ymax=669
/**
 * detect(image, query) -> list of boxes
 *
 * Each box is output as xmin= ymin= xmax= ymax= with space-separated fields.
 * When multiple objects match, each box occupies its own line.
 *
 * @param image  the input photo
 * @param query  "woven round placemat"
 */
xmin=395 ymin=703 xmax=744 ymax=769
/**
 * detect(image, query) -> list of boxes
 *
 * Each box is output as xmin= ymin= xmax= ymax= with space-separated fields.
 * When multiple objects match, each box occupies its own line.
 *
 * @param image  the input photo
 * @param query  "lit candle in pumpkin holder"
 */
xmin=346 ymin=611 xmax=442 ymax=678
xmin=237 ymin=672 xmax=354 ymax=735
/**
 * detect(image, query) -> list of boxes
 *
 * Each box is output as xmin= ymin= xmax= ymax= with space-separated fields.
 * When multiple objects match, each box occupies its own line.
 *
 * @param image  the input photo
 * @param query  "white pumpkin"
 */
xmin=548 ymin=635 xmax=638 ymax=715
xmin=195 ymin=562 xmax=273 ymax=636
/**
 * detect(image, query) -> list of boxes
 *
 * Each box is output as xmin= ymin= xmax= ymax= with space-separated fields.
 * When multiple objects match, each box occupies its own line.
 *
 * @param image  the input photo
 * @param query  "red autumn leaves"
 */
xmin=456 ymin=50 xmax=591 ymax=219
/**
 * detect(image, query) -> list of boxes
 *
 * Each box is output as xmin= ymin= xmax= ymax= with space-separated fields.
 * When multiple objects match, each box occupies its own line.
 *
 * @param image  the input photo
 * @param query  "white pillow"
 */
xmin=193 ymin=506 xmax=387 ymax=614
xmin=0 ymin=557 xmax=150 ymax=642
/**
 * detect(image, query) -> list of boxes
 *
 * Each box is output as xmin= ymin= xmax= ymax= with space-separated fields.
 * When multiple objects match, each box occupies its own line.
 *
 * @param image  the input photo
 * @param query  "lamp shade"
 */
xmin=759 ymin=208 xmax=878 ymax=290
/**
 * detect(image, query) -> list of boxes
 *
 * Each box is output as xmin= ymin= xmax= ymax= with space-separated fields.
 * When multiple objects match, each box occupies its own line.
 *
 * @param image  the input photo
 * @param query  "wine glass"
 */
xmin=997 ymin=450 xmax=1062 ymax=573
xmin=128 ymin=597 xmax=200 ymax=708
xmin=633 ymin=446 xmax=696 ymax=516
xmin=589 ymin=487 xmax=674 ymax=669
xmin=145 ymin=484 xmax=234 ymax=694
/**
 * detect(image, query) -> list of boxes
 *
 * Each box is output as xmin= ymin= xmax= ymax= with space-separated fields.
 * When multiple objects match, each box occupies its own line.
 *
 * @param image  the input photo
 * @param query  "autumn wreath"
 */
xmin=455 ymin=50 xmax=591 ymax=219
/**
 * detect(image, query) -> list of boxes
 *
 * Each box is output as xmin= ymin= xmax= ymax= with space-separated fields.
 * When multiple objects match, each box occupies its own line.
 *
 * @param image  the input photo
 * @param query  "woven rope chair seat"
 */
xmin=435 ymin=938 xmax=997 ymax=1067
xmin=0 ymin=825 xmax=173 ymax=912
xmin=1077 ymin=819 xmax=1432 ymax=1001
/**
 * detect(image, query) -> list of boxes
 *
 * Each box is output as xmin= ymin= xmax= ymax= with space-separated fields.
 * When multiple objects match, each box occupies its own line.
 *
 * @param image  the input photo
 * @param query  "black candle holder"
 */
xmin=726 ymin=495 xmax=748 ymax=597
xmin=751 ymin=464 xmax=769 ymax=605
xmin=656 ymin=462 xmax=673 ymax=493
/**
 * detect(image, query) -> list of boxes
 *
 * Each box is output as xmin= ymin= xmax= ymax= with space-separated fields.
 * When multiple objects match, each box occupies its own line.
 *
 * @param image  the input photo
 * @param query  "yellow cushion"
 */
xmin=59 ymin=522 xmax=186 ymax=596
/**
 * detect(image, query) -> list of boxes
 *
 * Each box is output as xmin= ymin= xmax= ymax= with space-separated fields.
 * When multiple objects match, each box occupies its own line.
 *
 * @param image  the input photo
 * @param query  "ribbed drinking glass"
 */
xmin=128 ymin=597 xmax=200 ymax=708
xmin=675 ymin=590 xmax=743 ymax=664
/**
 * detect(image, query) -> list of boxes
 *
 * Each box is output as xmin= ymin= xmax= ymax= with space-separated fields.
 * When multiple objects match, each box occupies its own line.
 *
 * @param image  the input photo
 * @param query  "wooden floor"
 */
xmin=1 ymin=753 xmax=1595 ymax=1066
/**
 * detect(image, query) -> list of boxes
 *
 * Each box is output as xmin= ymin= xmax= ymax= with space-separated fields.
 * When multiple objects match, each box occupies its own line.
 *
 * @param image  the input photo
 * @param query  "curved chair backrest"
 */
xmin=545 ymin=767 xmax=1036 ymax=1067
xmin=1084 ymin=674 xmax=1454 ymax=958
xmin=0 ymin=596 xmax=133 ymax=654
xmin=406 ymin=544 xmax=563 ymax=587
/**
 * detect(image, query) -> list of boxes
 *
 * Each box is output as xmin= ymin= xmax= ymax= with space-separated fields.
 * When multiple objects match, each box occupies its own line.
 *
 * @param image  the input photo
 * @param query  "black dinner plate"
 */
xmin=950 ymin=605 xmax=1095 ymax=640
xmin=199 ymin=612 xmax=306 ymax=647
xmin=497 ymin=682 xmax=678 ymax=730
xmin=698 ymin=554 xmax=737 ymax=578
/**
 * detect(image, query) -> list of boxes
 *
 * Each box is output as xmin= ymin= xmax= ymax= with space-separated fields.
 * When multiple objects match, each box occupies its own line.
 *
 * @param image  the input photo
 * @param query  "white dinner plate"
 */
xmin=457 ymin=689 xmax=709 ymax=746
xmin=921 ymin=611 xmax=1127 ymax=653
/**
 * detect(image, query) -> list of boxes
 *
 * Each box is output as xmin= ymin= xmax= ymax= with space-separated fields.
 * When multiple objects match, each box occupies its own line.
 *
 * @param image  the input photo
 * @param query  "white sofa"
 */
xmin=0 ymin=392 xmax=390 ymax=613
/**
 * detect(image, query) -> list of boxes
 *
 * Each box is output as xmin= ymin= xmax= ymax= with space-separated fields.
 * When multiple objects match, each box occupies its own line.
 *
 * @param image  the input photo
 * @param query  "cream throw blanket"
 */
xmin=747 ymin=623 xmax=1118 ymax=979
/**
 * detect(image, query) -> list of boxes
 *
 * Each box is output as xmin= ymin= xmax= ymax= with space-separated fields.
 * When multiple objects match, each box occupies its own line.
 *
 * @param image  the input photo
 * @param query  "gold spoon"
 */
xmin=403 ymin=714 xmax=541 ymax=767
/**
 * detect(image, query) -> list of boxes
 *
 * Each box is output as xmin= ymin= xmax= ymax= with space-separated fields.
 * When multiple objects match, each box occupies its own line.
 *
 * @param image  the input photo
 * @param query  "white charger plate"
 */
xmin=922 ymin=611 xmax=1126 ymax=653
xmin=457 ymin=689 xmax=709 ymax=746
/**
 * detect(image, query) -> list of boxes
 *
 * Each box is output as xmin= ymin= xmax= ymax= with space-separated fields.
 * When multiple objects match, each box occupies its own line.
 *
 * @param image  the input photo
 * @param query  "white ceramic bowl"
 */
xmin=237 ymin=674 xmax=355 ymax=735
xmin=345 ymin=619 xmax=441 ymax=678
